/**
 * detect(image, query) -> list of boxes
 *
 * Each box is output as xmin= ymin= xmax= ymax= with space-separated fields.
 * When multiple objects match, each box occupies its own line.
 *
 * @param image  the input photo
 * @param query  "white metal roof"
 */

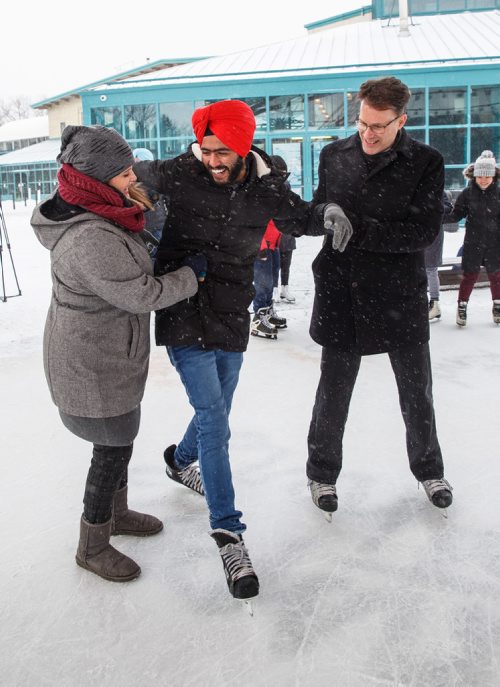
xmin=95 ymin=11 xmax=500 ymax=91
xmin=0 ymin=116 xmax=49 ymax=143
xmin=0 ymin=139 xmax=61 ymax=165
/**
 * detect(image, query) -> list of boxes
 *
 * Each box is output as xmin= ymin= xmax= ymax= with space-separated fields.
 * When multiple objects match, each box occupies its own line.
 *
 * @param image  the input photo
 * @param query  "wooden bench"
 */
xmin=438 ymin=257 xmax=489 ymax=289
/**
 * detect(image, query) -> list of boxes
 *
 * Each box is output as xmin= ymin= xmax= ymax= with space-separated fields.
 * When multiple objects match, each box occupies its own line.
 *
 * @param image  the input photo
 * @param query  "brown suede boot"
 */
xmin=76 ymin=516 xmax=141 ymax=582
xmin=111 ymin=485 xmax=163 ymax=537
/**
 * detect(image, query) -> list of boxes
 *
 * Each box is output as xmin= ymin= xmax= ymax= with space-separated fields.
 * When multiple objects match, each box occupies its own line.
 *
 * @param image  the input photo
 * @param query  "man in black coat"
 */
xmin=306 ymin=76 xmax=453 ymax=519
xmin=134 ymin=99 xmax=319 ymax=603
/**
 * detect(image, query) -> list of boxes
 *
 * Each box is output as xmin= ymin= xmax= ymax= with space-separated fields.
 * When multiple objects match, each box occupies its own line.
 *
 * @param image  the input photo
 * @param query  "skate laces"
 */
xmin=308 ymin=479 xmax=337 ymax=505
xmin=261 ymin=309 xmax=275 ymax=326
xmin=177 ymin=464 xmax=204 ymax=494
xmin=219 ymin=540 xmax=256 ymax=582
xmin=421 ymin=478 xmax=452 ymax=498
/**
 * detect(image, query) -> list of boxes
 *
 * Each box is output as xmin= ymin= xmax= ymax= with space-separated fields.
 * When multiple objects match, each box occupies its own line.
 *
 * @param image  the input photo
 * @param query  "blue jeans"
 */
xmin=253 ymin=248 xmax=281 ymax=311
xmin=253 ymin=250 xmax=274 ymax=312
xmin=167 ymin=345 xmax=245 ymax=533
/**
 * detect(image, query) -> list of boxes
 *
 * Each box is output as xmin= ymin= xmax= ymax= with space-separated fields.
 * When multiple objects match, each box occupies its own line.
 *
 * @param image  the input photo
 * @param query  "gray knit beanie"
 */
xmin=473 ymin=150 xmax=496 ymax=178
xmin=57 ymin=125 xmax=134 ymax=182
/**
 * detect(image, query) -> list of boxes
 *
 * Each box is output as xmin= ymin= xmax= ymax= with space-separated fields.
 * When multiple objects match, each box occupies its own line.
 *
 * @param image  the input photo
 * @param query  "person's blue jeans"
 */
xmin=253 ymin=250 xmax=274 ymax=312
xmin=167 ymin=344 xmax=245 ymax=533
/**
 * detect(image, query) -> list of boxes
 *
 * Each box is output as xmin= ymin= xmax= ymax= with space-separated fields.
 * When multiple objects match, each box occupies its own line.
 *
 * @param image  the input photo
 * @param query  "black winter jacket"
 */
xmin=309 ymin=129 xmax=444 ymax=355
xmin=134 ymin=145 xmax=315 ymax=351
xmin=448 ymin=176 xmax=500 ymax=273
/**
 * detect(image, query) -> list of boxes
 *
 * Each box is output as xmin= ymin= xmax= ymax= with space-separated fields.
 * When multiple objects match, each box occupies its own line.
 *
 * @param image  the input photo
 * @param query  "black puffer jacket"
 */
xmin=448 ymin=173 xmax=500 ymax=273
xmin=134 ymin=145 xmax=315 ymax=351
xmin=309 ymin=129 xmax=444 ymax=355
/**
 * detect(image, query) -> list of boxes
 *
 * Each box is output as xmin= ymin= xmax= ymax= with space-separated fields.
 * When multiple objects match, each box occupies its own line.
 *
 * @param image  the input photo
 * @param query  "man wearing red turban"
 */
xmin=192 ymin=99 xmax=256 ymax=158
xmin=134 ymin=99 xmax=323 ymax=609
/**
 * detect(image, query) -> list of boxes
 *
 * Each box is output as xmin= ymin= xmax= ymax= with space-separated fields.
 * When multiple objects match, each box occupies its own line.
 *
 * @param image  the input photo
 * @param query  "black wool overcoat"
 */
xmin=135 ymin=145 xmax=316 ymax=352
xmin=309 ymin=130 xmax=444 ymax=355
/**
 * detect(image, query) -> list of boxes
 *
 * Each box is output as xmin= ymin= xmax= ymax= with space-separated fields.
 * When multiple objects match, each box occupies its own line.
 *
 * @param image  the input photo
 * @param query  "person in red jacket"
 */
xmin=251 ymin=219 xmax=287 ymax=339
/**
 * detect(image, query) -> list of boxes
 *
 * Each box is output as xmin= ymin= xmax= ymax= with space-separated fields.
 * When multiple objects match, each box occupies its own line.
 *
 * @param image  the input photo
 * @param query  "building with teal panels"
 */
xmin=1 ymin=1 xmax=499 ymax=201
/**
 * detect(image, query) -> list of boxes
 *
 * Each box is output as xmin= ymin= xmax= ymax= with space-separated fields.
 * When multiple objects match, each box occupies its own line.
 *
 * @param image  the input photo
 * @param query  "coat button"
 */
xmin=352 ymin=282 xmax=358 ymax=288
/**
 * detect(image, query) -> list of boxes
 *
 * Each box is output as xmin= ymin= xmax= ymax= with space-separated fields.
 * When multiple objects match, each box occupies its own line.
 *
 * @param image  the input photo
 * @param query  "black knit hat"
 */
xmin=57 ymin=125 xmax=134 ymax=182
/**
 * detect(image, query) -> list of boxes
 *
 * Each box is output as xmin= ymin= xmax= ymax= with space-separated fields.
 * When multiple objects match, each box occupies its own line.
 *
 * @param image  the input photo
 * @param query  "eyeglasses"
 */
xmin=355 ymin=114 xmax=402 ymax=134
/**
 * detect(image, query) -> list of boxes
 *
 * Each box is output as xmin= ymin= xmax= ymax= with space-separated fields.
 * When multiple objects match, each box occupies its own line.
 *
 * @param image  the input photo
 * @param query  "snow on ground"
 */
xmin=1 ymin=200 xmax=499 ymax=686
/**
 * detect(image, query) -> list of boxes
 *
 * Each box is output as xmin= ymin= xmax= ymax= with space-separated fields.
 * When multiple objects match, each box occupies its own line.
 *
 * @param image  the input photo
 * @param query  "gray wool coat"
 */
xmin=31 ymin=198 xmax=198 ymax=418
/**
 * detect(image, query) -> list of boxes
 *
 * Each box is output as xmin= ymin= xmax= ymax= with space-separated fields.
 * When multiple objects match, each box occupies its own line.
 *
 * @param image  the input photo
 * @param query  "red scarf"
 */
xmin=57 ymin=164 xmax=145 ymax=233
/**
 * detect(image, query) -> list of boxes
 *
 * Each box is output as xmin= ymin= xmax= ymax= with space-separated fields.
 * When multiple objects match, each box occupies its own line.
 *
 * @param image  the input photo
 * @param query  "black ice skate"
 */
xmin=308 ymin=479 xmax=338 ymax=522
xmin=210 ymin=529 xmax=259 ymax=613
xmin=164 ymin=444 xmax=204 ymax=495
xmin=420 ymin=478 xmax=453 ymax=511
xmin=268 ymin=304 xmax=287 ymax=329
xmin=251 ymin=308 xmax=278 ymax=339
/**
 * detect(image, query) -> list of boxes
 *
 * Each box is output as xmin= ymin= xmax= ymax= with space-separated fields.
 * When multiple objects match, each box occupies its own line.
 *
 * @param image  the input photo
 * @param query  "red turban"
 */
xmin=192 ymin=100 xmax=256 ymax=158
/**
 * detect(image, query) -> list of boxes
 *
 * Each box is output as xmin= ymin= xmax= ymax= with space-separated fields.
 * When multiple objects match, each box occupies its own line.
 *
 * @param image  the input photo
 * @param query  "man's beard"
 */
xmin=208 ymin=156 xmax=245 ymax=184
xmin=227 ymin=156 xmax=245 ymax=183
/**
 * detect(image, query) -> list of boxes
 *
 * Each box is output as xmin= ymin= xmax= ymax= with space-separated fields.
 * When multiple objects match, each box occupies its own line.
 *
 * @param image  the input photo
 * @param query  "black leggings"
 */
xmin=83 ymin=444 xmax=133 ymax=523
xmin=280 ymin=251 xmax=293 ymax=286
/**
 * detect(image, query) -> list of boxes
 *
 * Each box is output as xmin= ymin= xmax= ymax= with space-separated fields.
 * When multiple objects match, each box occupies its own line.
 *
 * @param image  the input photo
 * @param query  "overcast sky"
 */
xmin=1 ymin=1 xmax=362 ymax=103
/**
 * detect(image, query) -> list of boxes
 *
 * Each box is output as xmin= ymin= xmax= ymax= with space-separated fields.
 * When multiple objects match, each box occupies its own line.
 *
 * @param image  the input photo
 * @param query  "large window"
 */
xmin=241 ymin=98 xmax=267 ymax=131
xmin=271 ymin=138 xmax=304 ymax=196
xmin=125 ymin=104 xmax=156 ymax=139
xmin=407 ymin=88 xmax=425 ymax=125
xmin=471 ymin=127 xmax=500 ymax=160
xmin=346 ymin=91 xmax=358 ymax=127
xmin=308 ymin=94 xmax=344 ymax=129
xmin=311 ymin=137 xmax=338 ymax=188
xmin=407 ymin=128 xmax=426 ymax=143
xmin=429 ymin=87 xmax=466 ymax=125
xmin=471 ymin=85 xmax=500 ymax=124
xmin=430 ymin=128 xmax=467 ymax=165
xmin=90 ymin=107 xmax=122 ymax=133
xmin=445 ymin=168 xmax=467 ymax=189
xmin=159 ymin=102 xmax=195 ymax=138
xmin=200 ymin=97 xmax=266 ymax=130
xmin=269 ymin=95 xmax=304 ymax=131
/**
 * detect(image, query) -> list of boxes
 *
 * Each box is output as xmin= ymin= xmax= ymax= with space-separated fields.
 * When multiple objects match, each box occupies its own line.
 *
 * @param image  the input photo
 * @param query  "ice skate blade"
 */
xmin=323 ymin=511 xmax=333 ymax=523
xmin=251 ymin=331 xmax=277 ymax=340
xmin=243 ymin=599 xmax=255 ymax=616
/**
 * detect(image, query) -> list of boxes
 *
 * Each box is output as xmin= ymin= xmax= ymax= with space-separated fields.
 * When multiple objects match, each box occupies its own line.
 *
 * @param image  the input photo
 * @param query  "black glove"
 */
xmin=182 ymin=253 xmax=207 ymax=282
xmin=323 ymin=203 xmax=353 ymax=252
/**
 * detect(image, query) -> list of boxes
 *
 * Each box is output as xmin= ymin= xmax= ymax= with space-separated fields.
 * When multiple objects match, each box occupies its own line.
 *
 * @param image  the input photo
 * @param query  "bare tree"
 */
xmin=0 ymin=96 xmax=44 ymax=126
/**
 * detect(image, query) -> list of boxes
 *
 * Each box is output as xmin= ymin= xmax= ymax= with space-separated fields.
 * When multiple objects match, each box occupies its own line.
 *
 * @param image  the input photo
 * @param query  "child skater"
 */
xmin=449 ymin=150 xmax=500 ymax=326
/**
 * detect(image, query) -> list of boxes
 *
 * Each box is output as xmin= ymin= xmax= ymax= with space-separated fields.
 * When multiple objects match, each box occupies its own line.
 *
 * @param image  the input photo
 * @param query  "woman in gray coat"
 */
xmin=31 ymin=125 xmax=203 ymax=582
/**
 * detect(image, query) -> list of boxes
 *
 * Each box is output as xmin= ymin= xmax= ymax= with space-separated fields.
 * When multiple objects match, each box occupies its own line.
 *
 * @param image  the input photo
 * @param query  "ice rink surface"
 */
xmin=1 ymin=201 xmax=499 ymax=686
